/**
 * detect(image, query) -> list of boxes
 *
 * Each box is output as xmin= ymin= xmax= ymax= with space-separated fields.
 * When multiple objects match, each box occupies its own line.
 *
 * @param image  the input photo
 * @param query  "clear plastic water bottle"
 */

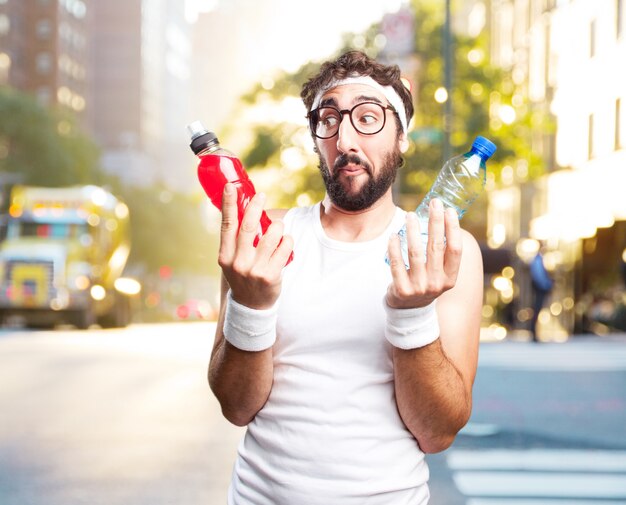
xmin=388 ymin=136 xmax=496 ymax=266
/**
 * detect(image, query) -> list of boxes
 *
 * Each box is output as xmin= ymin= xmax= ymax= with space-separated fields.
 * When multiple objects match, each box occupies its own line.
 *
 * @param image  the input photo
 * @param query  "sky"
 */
xmin=186 ymin=0 xmax=410 ymax=135
xmin=189 ymin=0 xmax=407 ymax=77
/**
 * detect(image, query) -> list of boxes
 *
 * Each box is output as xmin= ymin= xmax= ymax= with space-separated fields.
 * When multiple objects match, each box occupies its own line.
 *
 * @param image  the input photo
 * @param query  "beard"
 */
xmin=318 ymin=148 xmax=403 ymax=211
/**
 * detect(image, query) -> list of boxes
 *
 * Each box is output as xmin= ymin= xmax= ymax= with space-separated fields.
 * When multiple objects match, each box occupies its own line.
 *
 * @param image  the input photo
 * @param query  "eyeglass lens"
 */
xmin=313 ymin=102 xmax=387 ymax=139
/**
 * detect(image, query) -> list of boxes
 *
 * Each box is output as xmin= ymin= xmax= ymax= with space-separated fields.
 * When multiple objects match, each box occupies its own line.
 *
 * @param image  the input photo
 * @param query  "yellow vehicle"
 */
xmin=0 ymin=185 xmax=140 ymax=329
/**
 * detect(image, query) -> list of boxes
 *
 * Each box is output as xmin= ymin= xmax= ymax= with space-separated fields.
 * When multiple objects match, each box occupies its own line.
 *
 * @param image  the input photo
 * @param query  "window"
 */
xmin=18 ymin=222 xmax=87 ymax=239
xmin=61 ymin=0 xmax=87 ymax=19
xmin=588 ymin=113 xmax=595 ymax=159
xmin=0 ymin=52 xmax=10 ymax=84
xmin=36 ymin=86 xmax=51 ymax=106
xmin=0 ymin=14 xmax=9 ymax=36
xmin=36 ymin=19 xmax=52 ymax=40
xmin=590 ymin=19 xmax=596 ymax=58
xmin=36 ymin=52 xmax=52 ymax=74
xmin=617 ymin=99 xmax=623 ymax=150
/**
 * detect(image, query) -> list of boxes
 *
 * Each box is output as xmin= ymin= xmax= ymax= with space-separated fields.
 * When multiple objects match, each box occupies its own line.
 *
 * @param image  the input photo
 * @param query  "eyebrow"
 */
xmin=319 ymin=94 xmax=385 ymax=108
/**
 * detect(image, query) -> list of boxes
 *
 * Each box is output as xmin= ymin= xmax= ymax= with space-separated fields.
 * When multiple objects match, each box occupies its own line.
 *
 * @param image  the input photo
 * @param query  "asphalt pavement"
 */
xmin=0 ymin=325 xmax=624 ymax=504
xmin=428 ymin=334 xmax=626 ymax=504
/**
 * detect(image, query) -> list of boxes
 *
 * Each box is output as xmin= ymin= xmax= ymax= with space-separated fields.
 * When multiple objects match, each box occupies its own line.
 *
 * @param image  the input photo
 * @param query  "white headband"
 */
xmin=310 ymin=75 xmax=409 ymax=135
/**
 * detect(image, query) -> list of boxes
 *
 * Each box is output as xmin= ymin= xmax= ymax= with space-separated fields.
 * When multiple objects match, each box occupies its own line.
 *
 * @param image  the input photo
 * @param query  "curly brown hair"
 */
xmin=301 ymin=51 xmax=414 ymax=136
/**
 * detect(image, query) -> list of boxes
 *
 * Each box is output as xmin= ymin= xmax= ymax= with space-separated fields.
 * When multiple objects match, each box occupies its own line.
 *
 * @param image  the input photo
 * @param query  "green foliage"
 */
xmin=403 ymin=0 xmax=552 ymax=199
xmin=0 ymin=86 xmax=100 ymax=186
xmin=224 ymin=1 xmax=553 ymax=220
xmin=108 ymin=181 xmax=219 ymax=276
xmin=241 ymin=126 xmax=282 ymax=168
xmin=0 ymin=87 xmax=218 ymax=279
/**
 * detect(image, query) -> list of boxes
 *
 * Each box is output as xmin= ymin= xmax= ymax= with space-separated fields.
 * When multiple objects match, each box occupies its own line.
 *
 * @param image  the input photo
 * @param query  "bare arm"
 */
xmin=386 ymin=200 xmax=483 ymax=453
xmin=208 ymin=275 xmax=275 ymax=426
xmin=208 ymin=185 xmax=293 ymax=426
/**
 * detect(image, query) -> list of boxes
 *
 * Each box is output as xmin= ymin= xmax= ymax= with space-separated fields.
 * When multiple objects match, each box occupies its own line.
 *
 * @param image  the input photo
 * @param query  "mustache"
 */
xmin=333 ymin=154 xmax=372 ymax=174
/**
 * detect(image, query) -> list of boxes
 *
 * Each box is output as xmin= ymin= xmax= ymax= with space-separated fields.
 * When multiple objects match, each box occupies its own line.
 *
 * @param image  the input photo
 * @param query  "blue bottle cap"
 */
xmin=472 ymin=136 xmax=497 ymax=159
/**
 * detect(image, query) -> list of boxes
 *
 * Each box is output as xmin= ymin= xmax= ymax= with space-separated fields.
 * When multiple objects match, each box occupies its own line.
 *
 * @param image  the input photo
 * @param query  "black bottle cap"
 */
xmin=187 ymin=121 xmax=219 ymax=155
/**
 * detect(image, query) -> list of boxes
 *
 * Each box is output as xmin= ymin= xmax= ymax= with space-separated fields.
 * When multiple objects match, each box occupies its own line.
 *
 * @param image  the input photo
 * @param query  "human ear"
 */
xmin=399 ymin=133 xmax=409 ymax=153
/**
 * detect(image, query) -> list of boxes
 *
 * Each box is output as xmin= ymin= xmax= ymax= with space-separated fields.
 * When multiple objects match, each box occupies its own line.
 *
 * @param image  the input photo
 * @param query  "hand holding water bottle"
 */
xmin=388 ymin=136 xmax=496 ymax=267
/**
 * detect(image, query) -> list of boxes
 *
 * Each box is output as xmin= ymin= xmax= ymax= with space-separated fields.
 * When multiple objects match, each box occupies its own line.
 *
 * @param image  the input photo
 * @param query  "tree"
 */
xmin=211 ymin=1 xmax=554 ymax=238
xmin=0 ymin=86 xmax=215 ymax=278
xmin=395 ymin=0 xmax=553 ymax=236
xmin=101 ymin=179 xmax=219 ymax=277
xmin=0 ymin=86 xmax=100 ymax=188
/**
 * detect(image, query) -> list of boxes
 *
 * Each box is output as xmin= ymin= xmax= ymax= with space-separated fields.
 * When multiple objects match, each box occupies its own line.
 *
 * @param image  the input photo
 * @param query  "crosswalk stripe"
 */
xmin=453 ymin=471 xmax=626 ymax=499
xmin=448 ymin=449 xmax=626 ymax=472
xmin=466 ymin=499 xmax=621 ymax=505
xmin=477 ymin=344 xmax=626 ymax=371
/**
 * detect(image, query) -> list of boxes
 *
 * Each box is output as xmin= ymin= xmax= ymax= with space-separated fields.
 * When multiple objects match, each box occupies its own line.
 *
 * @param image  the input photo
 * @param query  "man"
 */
xmin=529 ymin=247 xmax=553 ymax=342
xmin=209 ymin=50 xmax=483 ymax=504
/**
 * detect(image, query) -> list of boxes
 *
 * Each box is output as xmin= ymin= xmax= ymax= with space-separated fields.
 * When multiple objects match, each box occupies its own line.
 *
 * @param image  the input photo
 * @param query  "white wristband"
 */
xmin=223 ymin=290 xmax=278 ymax=352
xmin=383 ymin=299 xmax=440 ymax=349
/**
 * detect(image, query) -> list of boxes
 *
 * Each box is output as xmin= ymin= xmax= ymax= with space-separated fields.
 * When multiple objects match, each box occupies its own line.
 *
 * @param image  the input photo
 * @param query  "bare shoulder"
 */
xmin=439 ymin=227 xmax=483 ymax=307
xmin=460 ymin=228 xmax=483 ymax=269
xmin=267 ymin=208 xmax=289 ymax=221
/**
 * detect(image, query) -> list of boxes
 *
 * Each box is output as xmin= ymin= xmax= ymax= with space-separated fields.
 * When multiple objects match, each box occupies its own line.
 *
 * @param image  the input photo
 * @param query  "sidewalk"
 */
xmin=481 ymin=326 xmax=626 ymax=344
xmin=477 ymin=333 xmax=626 ymax=372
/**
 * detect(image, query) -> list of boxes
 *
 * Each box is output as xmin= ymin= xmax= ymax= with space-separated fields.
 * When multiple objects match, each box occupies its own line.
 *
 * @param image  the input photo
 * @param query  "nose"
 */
xmin=335 ymin=112 xmax=359 ymax=154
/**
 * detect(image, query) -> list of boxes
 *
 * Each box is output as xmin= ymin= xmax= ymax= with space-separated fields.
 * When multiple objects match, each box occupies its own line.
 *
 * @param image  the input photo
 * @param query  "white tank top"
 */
xmin=228 ymin=203 xmax=430 ymax=505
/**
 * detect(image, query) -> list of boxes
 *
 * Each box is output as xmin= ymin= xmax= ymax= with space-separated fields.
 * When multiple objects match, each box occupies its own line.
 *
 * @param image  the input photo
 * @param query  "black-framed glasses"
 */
xmin=307 ymin=101 xmax=396 ymax=139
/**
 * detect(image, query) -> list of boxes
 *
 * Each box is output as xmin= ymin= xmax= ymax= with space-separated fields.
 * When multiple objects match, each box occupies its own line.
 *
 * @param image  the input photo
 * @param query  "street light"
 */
xmin=443 ymin=0 xmax=452 ymax=162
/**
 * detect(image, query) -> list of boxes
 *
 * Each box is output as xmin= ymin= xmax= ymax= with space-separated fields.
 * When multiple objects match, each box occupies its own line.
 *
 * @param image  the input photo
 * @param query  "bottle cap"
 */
xmin=187 ymin=120 xmax=219 ymax=155
xmin=472 ymin=136 xmax=497 ymax=159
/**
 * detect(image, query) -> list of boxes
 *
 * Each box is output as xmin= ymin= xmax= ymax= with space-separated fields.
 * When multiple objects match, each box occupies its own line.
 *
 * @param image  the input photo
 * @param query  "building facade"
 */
xmin=0 ymin=0 xmax=194 ymax=191
xmin=0 ymin=0 xmax=91 ymax=122
xmin=92 ymin=0 xmax=193 ymax=190
xmin=488 ymin=0 xmax=626 ymax=338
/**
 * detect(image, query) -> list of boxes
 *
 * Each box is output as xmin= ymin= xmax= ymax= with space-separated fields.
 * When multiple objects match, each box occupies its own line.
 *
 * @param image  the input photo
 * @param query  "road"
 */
xmin=1 ymin=324 xmax=625 ymax=504
xmin=429 ymin=336 xmax=626 ymax=504
xmin=0 ymin=323 xmax=244 ymax=505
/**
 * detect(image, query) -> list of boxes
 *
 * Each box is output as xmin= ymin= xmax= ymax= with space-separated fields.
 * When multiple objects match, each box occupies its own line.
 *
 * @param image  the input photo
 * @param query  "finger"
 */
xmin=255 ymin=219 xmax=285 ymax=260
xmin=387 ymin=232 xmax=411 ymax=288
xmin=405 ymin=212 xmax=426 ymax=272
xmin=237 ymin=192 xmax=266 ymax=250
xmin=269 ymin=233 xmax=295 ymax=270
xmin=218 ymin=183 xmax=239 ymax=265
xmin=426 ymin=199 xmax=446 ymax=272
xmin=443 ymin=207 xmax=463 ymax=280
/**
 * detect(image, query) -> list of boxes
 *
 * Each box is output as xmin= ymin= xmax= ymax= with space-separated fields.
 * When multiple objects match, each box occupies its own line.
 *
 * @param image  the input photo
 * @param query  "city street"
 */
xmin=1 ymin=323 xmax=625 ymax=504
xmin=429 ymin=336 xmax=626 ymax=504
xmin=0 ymin=323 xmax=244 ymax=505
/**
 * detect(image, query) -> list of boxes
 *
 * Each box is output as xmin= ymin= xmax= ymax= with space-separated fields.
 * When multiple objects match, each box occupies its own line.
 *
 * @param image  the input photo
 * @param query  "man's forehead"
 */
xmin=319 ymin=84 xmax=386 ymax=107
xmin=320 ymin=94 xmax=385 ymax=108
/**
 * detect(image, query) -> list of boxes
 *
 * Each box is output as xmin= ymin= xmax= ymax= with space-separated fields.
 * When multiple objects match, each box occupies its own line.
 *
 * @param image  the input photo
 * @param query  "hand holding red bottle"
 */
xmin=188 ymin=121 xmax=293 ymax=266
xmin=218 ymin=184 xmax=294 ymax=310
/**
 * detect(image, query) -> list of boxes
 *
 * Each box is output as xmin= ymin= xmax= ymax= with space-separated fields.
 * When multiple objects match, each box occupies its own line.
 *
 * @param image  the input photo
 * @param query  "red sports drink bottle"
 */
xmin=187 ymin=121 xmax=292 ymax=264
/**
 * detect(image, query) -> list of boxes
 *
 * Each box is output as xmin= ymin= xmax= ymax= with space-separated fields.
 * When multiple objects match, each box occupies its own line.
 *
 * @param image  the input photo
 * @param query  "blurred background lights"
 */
xmin=467 ymin=48 xmax=484 ymax=66
xmin=502 ymin=266 xmax=515 ymax=279
xmin=280 ymin=147 xmax=307 ymax=172
xmin=90 ymin=284 xmax=106 ymax=301
xmin=470 ymin=82 xmax=483 ymax=97
xmin=434 ymin=86 xmax=448 ymax=103
xmin=498 ymin=104 xmax=516 ymax=124
xmin=400 ymin=76 xmax=413 ymax=92
xmin=515 ymin=238 xmax=539 ymax=263
xmin=491 ymin=223 xmax=506 ymax=247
